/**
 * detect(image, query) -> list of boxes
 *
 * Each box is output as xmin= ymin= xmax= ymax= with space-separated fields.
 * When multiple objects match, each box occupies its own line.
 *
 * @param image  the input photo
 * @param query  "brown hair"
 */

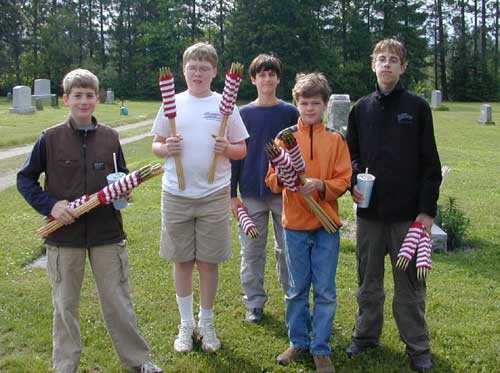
xmin=292 ymin=73 xmax=331 ymax=103
xmin=248 ymin=54 xmax=282 ymax=79
xmin=182 ymin=42 xmax=218 ymax=67
xmin=62 ymin=68 xmax=99 ymax=95
xmin=371 ymin=38 xmax=408 ymax=68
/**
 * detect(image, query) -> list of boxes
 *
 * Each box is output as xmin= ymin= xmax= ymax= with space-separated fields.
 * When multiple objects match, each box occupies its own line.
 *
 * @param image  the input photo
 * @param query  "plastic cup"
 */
xmin=356 ymin=173 xmax=375 ymax=208
xmin=106 ymin=172 xmax=128 ymax=209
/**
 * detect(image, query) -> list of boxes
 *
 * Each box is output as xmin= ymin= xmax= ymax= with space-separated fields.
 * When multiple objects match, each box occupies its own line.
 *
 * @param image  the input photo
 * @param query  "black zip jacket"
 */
xmin=346 ymin=82 xmax=442 ymax=221
xmin=17 ymin=117 xmax=128 ymax=247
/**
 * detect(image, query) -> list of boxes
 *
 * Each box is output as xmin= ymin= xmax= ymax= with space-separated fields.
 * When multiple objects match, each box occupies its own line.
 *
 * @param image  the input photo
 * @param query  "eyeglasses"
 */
xmin=376 ymin=55 xmax=401 ymax=65
xmin=185 ymin=64 xmax=213 ymax=73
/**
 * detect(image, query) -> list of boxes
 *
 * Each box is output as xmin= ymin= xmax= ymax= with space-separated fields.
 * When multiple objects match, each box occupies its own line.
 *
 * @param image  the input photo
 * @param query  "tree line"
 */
xmin=0 ymin=0 xmax=499 ymax=101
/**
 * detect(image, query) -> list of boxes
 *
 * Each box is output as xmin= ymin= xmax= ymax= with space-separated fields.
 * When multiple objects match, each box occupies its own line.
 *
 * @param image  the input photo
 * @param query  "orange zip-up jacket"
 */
xmin=265 ymin=118 xmax=352 ymax=230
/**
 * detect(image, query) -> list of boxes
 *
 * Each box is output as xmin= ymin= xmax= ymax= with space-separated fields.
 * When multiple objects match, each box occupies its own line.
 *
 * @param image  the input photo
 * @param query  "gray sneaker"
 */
xmin=134 ymin=360 xmax=163 ymax=373
xmin=245 ymin=308 xmax=264 ymax=323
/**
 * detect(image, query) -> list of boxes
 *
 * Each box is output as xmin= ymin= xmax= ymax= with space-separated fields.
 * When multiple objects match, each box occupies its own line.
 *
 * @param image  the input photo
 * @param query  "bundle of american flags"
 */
xmin=396 ymin=221 xmax=433 ymax=281
xmin=208 ymin=62 xmax=244 ymax=183
xmin=265 ymin=130 xmax=338 ymax=233
xmin=237 ymin=207 xmax=259 ymax=238
xmin=159 ymin=67 xmax=185 ymax=190
xmin=37 ymin=163 xmax=164 ymax=237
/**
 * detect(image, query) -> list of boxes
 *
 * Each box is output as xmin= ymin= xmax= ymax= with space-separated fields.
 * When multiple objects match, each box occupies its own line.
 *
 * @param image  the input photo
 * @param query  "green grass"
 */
xmin=1 ymin=103 xmax=500 ymax=372
xmin=0 ymin=97 xmax=159 ymax=149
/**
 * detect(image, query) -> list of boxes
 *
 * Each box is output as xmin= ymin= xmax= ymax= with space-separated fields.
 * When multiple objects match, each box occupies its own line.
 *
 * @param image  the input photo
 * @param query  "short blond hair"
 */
xmin=182 ymin=42 xmax=218 ymax=67
xmin=371 ymin=38 xmax=407 ymax=68
xmin=292 ymin=73 xmax=331 ymax=104
xmin=62 ymin=68 xmax=99 ymax=95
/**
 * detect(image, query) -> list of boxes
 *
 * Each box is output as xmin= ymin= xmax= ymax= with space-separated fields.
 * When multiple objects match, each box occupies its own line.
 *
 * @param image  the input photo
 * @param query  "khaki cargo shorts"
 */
xmin=160 ymin=186 xmax=232 ymax=263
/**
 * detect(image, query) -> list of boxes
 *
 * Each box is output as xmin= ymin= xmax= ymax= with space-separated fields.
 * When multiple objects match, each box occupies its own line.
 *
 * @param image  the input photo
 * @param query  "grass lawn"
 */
xmin=0 ymin=97 xmax=159 ymax=149
xmin=0 ymin=103 xmax=499 ymax=372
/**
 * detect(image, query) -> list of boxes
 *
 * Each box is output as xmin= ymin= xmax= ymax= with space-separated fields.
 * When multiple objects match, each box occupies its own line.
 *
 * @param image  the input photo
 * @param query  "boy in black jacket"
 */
xmin=345 ymin=39 xmax=441 ymax=372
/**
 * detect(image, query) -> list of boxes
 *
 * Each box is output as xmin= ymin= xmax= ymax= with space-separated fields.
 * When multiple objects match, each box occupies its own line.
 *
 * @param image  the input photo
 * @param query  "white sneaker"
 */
xmin=197 ymin=323 xmax=221 ymax=353
xmin=173 ymin=324 xmax=195 ymax=353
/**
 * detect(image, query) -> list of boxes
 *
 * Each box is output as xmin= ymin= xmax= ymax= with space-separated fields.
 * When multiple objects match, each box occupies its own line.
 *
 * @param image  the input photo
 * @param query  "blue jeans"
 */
xmin=284 ymin=228 xmax=340 ymax=355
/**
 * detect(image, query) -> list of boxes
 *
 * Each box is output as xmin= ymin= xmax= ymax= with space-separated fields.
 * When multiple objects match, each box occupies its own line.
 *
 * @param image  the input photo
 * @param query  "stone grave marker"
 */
xmin=99 ymin=88 xmax=106 ymax=103
xmin=32 ymin=78 xmax=56 ymax=104
xmin=105 ymin=89 xmax=114 ymax=104
xmin=35 ymin=97 xmax=44 ymax=111
xmin=9 ymin=85 xmax=35 ymax=113
xmin=327 ymin=94 xmax=350 ymax=135
xmin=431 ymin=90 xmax=442 ymax=109
xmin=7 ymin=92 xmax=12 ymax=100
xmin=478 ymin=104 xmax=494 ymax=125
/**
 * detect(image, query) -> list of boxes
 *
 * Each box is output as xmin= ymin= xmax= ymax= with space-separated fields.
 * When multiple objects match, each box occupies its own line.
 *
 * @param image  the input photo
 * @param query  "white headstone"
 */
xmin=478 ymin=104 xmax=494 ymax=125
xmin=327 ymin=94 xmax=350 ymax=135
xmin=32 ymin=78 xmax=55 ymax=102
xmin=105 ymin=89 xmax=114 ymax=104
xmin=34 ymin=79 xmax=51 ymax=96
xmin=431 ymin=224 xmax=447 ymax=253
xmin=431 ymin=90 xmax=442 ymax=109
xmin=9 ymin=85 xmax=35 ymax=113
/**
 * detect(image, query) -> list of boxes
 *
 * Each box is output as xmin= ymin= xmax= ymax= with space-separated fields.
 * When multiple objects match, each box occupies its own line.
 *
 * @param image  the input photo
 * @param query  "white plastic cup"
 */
xmin=106 ymin=172 xmax=128 ymax=209
xmin=356 ymin=173 xmax=375 ymax=208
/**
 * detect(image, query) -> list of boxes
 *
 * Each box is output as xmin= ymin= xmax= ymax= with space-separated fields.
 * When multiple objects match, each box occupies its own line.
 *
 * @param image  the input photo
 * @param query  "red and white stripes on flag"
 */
xmin=49 ymin=195 xmax=90 ymax=221
xmin=284 ymin=140 xmax=306 ymax=175
xmin=97 ymin=171 xmax=141 ymax=205
xmin=159 ymin=74 xmax=176 ymax=118
xmin=397 ymin=221 xmax=433 ymax=271
xmin=268 ymin=146 xmax=300 ymax=192
xmin=237 ymin=207 xmax=258 ymax=237
xmin=219 ymin=70 xmax=242 ymax=115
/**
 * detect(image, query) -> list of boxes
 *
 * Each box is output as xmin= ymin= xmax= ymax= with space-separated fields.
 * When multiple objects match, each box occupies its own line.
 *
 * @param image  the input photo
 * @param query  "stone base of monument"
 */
xmin=32 ymin=94 xmax=56 ymax=105
xmin=431 ymin=224 xmax=447 ymax=253
xmin=9 ymin=106 xmax=35 ymax=114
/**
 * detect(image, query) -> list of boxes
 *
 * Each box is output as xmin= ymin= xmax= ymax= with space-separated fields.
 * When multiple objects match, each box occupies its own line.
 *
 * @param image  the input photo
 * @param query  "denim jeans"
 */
xmin=284 ymin=228 xmax=340 ymax=355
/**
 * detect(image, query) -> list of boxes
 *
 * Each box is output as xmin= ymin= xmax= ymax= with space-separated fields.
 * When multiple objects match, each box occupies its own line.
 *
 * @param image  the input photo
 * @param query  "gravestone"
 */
xmin=431 ymin=90 xmax=442 ymax=109
xmin=99 ymin=88 xmax=106 ymax=103
xmin=35 ymin=97 xmax=44 ymax=111
xmin=32 ymin=78 xmax=56 ymax=104
xmin=478 ymin=104 xmax=494 ymax=125
xmin=431 ymin=224 xmax=447 ymax=253
xmin=327 ymin=94 xmax=350 ymax=135
xmin=105 ymin=89 xmax=114 ymax=104
xmin=51 ymin=95 xmax=59 ymax=108
xmin=9 ymin=85 xmax=35 ymax=113
xmin=7 ymin=92 xmax=12 ymax=101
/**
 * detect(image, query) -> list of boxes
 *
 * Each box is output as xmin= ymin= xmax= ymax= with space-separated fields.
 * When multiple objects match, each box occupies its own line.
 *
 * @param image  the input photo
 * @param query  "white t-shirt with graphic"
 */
xmin=151 ymin=91 xmax=249 ymax=199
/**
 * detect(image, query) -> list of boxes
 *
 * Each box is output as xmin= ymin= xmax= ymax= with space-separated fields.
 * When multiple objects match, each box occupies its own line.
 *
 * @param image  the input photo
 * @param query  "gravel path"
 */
xmin=0 ymin=120 xmax=153 ymax=191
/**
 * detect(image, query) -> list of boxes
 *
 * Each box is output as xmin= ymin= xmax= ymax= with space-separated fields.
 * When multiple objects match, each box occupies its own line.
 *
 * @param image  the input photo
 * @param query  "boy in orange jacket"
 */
xmin=266 ymin=73 xmax=351 ymax=372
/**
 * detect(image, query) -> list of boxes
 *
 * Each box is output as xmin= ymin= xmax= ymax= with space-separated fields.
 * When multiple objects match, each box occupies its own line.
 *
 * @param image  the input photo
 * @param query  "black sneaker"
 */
xmin=245 ymin=308 xmax=264 ymax=323
xmin=346 ymin=342 xmax=380 ymax=357
xmin=409 ymin=353 xmax=433 ymax=371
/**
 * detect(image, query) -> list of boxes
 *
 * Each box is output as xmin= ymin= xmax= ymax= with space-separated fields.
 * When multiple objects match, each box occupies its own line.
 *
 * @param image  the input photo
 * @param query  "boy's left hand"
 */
xmin=212 ymin=135 xmax=229 ymax=154
xmin=300 ymin=178 xmax=325 ymax=195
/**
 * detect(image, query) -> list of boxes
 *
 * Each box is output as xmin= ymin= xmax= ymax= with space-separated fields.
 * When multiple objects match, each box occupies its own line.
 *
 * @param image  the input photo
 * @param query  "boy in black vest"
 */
xmin=17 ymin=69 xmax=162 ymax=373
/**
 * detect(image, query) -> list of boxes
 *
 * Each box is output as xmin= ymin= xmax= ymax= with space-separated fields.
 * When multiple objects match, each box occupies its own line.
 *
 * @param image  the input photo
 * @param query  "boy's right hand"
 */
xmin=50 ymin=200 xmax=78 ymax=225
xmin=231 ymin=197 xmax=245 ymax=219
xmin=351 ymin=185 xmax=364 ymax=204
xmin=165 ymin=135 xmax=183 ymax=157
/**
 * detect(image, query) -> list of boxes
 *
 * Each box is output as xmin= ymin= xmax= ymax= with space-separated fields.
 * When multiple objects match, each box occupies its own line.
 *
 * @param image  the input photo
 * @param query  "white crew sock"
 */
xmin=176 ymin=294 xmax=195 ymax=327
xmin=198 ymin=306 xmax=214 ymax=327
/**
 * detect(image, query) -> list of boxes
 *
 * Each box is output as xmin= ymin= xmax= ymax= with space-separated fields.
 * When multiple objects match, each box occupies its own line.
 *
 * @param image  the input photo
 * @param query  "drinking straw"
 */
xmin=113 ymin=152 xmax=118 ymax=173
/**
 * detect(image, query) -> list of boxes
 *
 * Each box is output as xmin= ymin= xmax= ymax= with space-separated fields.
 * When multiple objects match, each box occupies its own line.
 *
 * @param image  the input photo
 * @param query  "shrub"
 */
xmin=435 ymin=196 xmax=470 ymax=251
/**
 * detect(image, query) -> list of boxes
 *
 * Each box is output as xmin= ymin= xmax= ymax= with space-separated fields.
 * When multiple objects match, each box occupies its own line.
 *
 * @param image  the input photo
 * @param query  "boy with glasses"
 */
xmin=345 ymin=38 xmax=441 ymax=371
xmin=151 ymin=43 xmax=249 ymax=353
